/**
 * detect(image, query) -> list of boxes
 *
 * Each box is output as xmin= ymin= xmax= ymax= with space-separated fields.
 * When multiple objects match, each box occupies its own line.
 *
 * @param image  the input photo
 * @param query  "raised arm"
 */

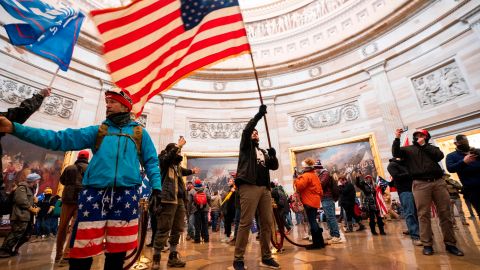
xmin=240 ymin=105 xmax=266 ymax=150
xmin=4 ymin=88 xmax=50 ymax=124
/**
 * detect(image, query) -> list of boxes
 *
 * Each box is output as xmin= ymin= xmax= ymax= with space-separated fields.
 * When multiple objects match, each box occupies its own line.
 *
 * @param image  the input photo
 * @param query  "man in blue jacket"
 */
xmin=446 ymin=134 xmax=480 ymax=218
xmin=0 ymin=89 xmax=161 ymax=270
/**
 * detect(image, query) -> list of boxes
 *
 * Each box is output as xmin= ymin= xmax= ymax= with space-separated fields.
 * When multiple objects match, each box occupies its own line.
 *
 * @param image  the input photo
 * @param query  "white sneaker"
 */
xmin=412 ymin=239 xmax=423 ymax=246
xmin=329 ymin=237 xmax=344 ymax=244
xmin=221 ymin=237 xmax=231 ymax=243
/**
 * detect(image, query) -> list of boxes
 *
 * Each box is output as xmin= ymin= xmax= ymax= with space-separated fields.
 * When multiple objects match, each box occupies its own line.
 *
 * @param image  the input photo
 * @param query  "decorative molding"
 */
xmin=189 ymin=120 xmax=248 ymax=139
xmin=245 ymin=0 xmax=351 ymax=39
xmin=292 ymin=102 xmax=360 ymax=132
xmin=361 ymin=42 xmax=378 ymax=57
xmin=411 ymin=61 xmax=469 ymax=109
xmin=308 ymin=66 xmax=322 ymax=77
xmin=213 ymin=81 xmax=226 ymax=91
xmin=260 ymin=78 xmax=273 ymax=88
xmin=0 ymin=76 xmax=76 ymax=120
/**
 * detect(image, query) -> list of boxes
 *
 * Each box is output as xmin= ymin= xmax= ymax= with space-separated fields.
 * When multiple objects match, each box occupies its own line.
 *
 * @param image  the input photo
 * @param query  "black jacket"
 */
xmin=235 ymin=112 xmax=278 ymax=187
xmin=158 ymin=145 xmax=193 ymax=204
xmin=387 ymin=159 xmax=413 ymax=194
xmin=0 ymin=93 xmax=45 ymax=174
xmin=60 ymin=158 xmax=88 ymax=204
xmin=392 ymin=138 xmax=444 ymax=180
xmin=338 ymin=182 xmax=356 ymax=208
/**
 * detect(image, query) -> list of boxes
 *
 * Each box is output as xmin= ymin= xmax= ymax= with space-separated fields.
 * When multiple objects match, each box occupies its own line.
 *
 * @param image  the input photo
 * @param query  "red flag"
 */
xmin=403 ymin=132 xmax=410 ymax=146
xmin=91 ymin=0 xmax=250 ymax=116
xmin=375 ymin=185 xmax=388 ymax=217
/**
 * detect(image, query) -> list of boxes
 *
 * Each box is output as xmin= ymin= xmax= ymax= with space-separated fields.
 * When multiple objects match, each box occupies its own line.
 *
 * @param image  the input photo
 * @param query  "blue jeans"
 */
xmin=295 ymin=212 xmax=304 ymax=225
xmin=188 ymin=213 xmax=195 ymax=238
xmin=399 ymin=192 xmax=419 ymax=239
xmin=211 ymin=210 xmax=220 ymax=231
xmin=322 ymin=198 xmax=340 ymax=237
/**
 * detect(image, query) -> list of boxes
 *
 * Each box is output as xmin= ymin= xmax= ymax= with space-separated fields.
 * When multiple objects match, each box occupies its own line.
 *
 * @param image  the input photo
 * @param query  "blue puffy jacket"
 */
xmin=12 ymin=119 xmax=161 ymax=190
xmin=446 ymin=150 xmax=480 ymax=188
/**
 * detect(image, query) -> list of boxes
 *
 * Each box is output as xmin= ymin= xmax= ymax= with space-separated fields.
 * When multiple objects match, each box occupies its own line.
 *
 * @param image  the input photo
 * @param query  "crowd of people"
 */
xmin=0 ymin=88 xmax=478 ymax=270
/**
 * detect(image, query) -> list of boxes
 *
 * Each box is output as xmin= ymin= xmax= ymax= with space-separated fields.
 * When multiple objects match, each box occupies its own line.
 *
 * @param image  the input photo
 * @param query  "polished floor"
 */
xmin=1 ymin=217 xmax=480 ymax=270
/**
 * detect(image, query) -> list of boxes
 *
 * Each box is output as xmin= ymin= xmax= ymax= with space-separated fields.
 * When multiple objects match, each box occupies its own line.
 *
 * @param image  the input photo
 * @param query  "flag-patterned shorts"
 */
xmin=69 ymin=186 xmax=140 ymax=258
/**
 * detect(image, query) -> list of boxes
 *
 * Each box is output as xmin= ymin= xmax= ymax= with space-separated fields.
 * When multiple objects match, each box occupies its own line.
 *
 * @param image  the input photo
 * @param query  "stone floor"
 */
xmin=1 ymin=217 xmax=480 ymax=270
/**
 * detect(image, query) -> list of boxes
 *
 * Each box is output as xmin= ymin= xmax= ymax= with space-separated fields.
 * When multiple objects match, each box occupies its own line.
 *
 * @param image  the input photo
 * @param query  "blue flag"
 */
xmin=0 ymin=0 xmax=85 ymax=71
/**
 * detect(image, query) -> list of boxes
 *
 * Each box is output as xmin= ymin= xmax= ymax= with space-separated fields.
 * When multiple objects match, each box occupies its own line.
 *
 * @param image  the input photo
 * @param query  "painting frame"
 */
xmin=182 ymin=152 xmax=239 ymax=195
xmin=288 ymin=133 xmax=385 ymax=178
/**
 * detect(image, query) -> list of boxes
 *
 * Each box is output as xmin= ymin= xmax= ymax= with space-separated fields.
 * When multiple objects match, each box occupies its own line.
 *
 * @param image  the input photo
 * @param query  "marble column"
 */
xmin=158 ymin=95 xmax=177 ymax=151
xmin=263 ymin=96 xmax=284 ymax=185
xmin=366 ymin=62 xmax=404 ymax=143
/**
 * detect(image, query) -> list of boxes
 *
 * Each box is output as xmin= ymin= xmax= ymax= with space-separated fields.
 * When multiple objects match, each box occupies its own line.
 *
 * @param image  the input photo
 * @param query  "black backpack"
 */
xmin=0 ymin=189 xmax=15 ymax=215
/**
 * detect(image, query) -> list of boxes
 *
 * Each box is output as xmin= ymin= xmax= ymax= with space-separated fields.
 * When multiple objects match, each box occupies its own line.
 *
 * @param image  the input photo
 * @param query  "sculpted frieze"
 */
xmin=245 ymin=0 xmax=351 ymax=39
xmin=189 ymin=120 xmax=248 ymax=139
xmin=293 ymin=102 xmax=360 ymax=132
xmin=411 ymin=61 xmax=469 ymax=108
xmin=0 ymin=76 xmax=76 ymax=120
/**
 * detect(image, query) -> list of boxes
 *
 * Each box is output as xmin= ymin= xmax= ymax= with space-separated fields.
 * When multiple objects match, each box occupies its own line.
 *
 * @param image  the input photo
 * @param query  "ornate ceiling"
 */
xmin=47 ymin=0 xmax=428 ymax=80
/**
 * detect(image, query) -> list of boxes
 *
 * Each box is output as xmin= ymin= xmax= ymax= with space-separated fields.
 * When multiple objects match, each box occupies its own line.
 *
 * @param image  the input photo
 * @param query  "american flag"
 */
xmin=91 ymin=0 xmax=250 ymax=116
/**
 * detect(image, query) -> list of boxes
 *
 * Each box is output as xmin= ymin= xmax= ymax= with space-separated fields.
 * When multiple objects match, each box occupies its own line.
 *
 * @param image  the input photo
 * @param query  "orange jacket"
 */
xmin=294 ymin=170 xmax=323 ymax=208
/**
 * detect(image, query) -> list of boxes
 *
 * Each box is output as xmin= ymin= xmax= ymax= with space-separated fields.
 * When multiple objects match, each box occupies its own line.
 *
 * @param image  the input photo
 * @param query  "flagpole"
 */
xmin=48 ymin=67 xmax=60 ymax=88
xmin=248 ymin=52 xmax=272 ymax=148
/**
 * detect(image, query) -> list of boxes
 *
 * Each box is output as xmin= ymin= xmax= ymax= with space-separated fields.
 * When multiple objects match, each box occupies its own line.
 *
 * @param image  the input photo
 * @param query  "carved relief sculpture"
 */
xmin=293 ymin=102 xmax=360 ymax=132
xmin=0 ymin=76 xmax=76 ymax=119
xmin=411 ymin=61 xmax=469 ymax=108
xmin=190 ymin=121 xmax=248 ymax=139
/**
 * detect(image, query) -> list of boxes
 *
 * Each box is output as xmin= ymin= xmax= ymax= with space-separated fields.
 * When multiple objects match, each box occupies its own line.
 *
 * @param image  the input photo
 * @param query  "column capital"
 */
xmin=365 ymin=61 xmax=386 ymax=76
xmin=161 ymin=94 xmax=178 ymax=105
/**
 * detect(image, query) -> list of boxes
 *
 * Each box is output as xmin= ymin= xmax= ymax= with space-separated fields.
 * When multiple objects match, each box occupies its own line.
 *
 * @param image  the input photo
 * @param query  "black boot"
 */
xmin=104 ymin=252 xmax=126 ymax=270
xmin=168 ymin=251 xmax=186 ymax=267
xmin=152 ymin=253 xmax=161 ymax=270
xmin=379 ymin=227 xmax=386 ymax=235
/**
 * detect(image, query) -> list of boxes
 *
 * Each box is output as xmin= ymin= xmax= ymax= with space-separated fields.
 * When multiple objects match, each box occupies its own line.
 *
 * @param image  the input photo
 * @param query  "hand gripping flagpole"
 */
xmin=247 ymin=51 xmax=272 ymax=149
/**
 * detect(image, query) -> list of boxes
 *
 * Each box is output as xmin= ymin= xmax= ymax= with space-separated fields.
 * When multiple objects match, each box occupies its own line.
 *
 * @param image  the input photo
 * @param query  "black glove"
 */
xmin=267 ymin=147 xmax=276 ymax=156
xmin=258 ymin=104 xmax=267 ymax=116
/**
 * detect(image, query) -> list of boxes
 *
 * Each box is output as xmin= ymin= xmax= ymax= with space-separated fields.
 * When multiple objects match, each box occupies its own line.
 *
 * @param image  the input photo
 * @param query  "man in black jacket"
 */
xmin=232 ymin=105 xmax=279 ymax=270
xmin=387 ymin=158 xmax=421 ymax=246
xmin=151 ymin=137 xmax=199 ymax=269
xmin=0 ymin=88 xmax=50 ymax=176
xmin=392 ymin=129 xmax=463 ymax=256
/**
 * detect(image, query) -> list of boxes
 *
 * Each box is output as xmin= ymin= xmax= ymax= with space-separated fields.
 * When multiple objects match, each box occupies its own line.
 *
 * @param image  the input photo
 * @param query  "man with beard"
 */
xmin=151 ymin=137 xmax=199 ymax=269
xmin=393 ymin=129 xmax=463 ymax=256
xmin=232 ymin=105 xmax=279 ymax=270
xmin=0 ymin=89 xmax=161 ymax=270
xmin=446 ymin=134 xmax=480 ymax=218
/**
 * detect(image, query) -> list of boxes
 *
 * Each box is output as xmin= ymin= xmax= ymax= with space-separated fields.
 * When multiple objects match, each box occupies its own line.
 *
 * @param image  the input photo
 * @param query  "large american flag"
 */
xmin=91 ymin=0 xmax=250 ymax=116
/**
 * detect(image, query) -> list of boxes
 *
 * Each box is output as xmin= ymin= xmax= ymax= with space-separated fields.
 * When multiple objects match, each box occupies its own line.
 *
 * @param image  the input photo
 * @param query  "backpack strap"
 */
xmin=95 ymin=123 xmax=144 ymax=168
xmin=94 ymin=124 xmax=109 ymax=153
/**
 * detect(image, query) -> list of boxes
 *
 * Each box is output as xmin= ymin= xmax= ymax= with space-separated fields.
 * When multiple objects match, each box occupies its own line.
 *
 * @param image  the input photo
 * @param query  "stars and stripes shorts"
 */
xmin=69 ymin=186 xmax=140 ymax=258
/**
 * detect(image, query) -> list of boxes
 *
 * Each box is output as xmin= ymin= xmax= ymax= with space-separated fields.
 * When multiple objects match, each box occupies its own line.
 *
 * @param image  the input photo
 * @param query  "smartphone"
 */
xmin=400 ymin=126 xmax=409 ymax=133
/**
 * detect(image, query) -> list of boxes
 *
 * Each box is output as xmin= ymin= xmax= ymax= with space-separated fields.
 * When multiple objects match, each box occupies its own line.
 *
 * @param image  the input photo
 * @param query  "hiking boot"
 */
xmin=167 ymin=251 xmax=186 ymax=267
xmin=152 ymin=254 xmax=161 ymax=270
xmin=445 ymin=245 xmax=464 ymax=256
xmin=423 ymin=246 xmax=434 ymax=256
xmin=260 ymin=258 xmax=280 ymax=269
xmin=233 ymin=260 xmax=246 ymax=270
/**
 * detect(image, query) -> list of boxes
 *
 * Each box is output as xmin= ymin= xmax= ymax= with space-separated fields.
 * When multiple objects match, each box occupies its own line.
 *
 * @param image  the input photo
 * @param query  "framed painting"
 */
xmin=1 ymin=134 xmax=66 ymax=194
xmin=289 ymin=133 xmax=384 ymax=182
xmin=182 ymin=152 xmax=238 ymax=195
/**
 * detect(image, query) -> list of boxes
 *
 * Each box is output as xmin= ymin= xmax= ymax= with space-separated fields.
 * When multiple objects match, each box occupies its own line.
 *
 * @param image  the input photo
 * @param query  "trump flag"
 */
xmin=0 ymin=0 xmax=85 ymax=71
xmin=91 ymin=0 xmax=250 ymax=116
